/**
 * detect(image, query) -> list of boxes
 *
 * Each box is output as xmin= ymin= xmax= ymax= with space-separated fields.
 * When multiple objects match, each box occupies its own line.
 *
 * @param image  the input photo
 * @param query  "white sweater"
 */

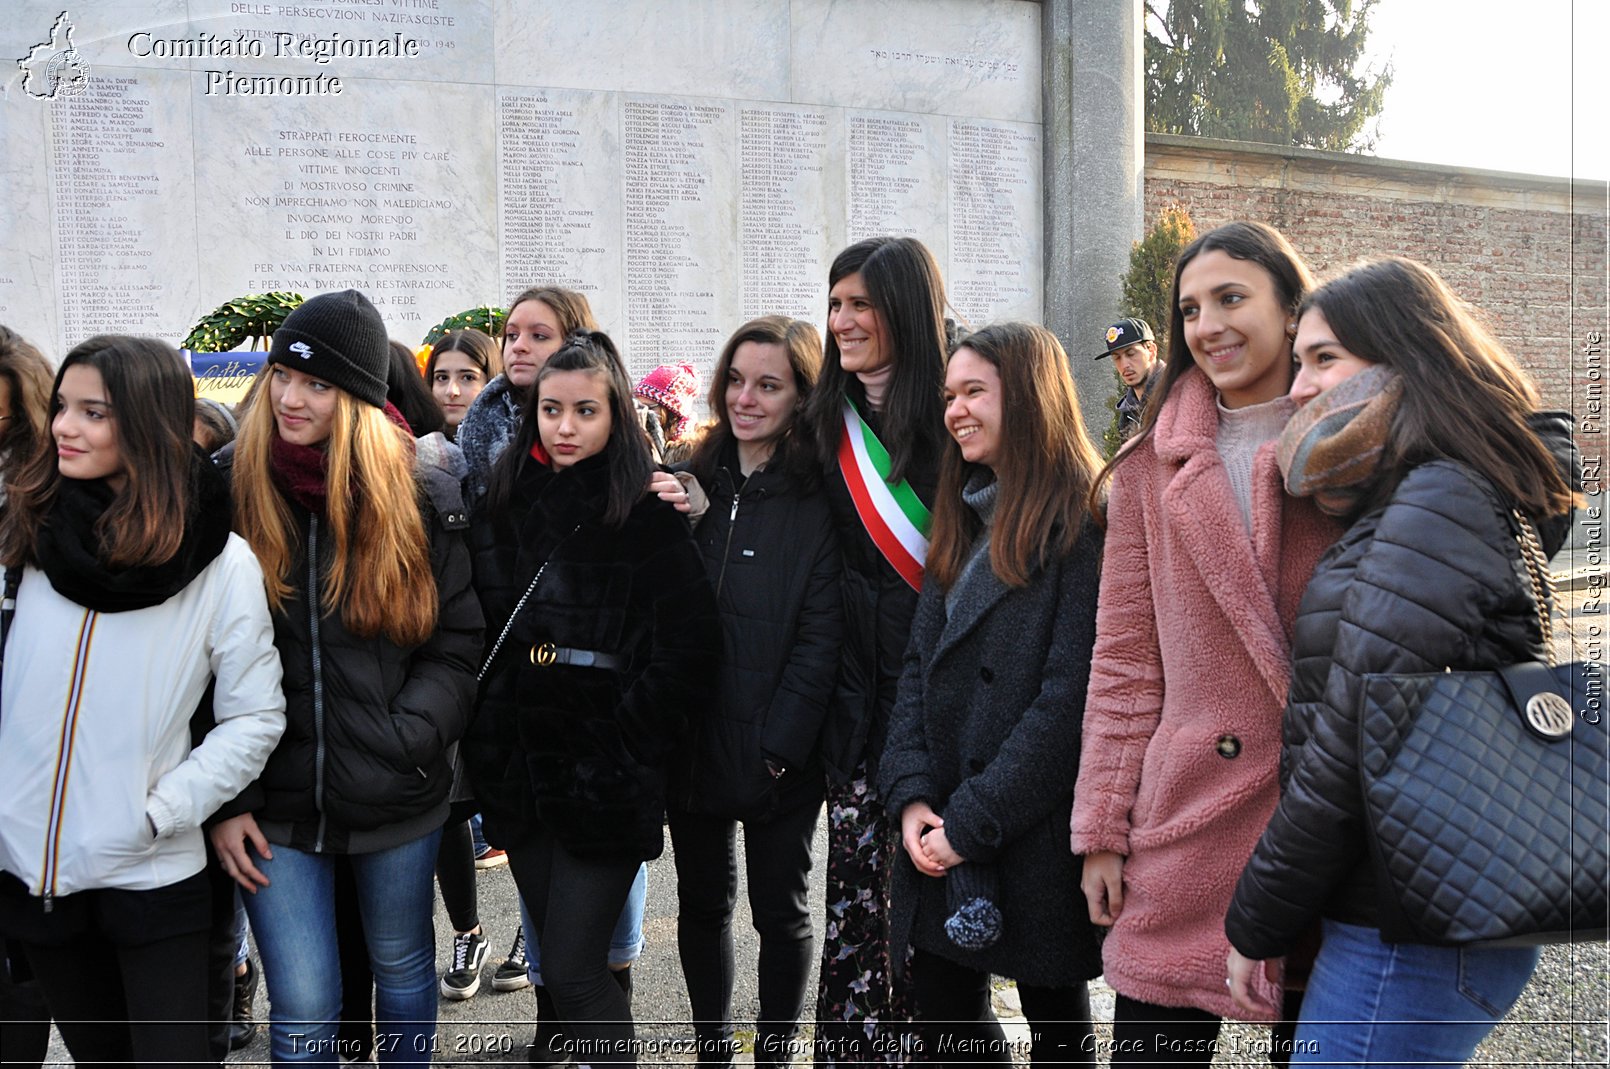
xmin=0 ymin=534 xmax=286 ymax=900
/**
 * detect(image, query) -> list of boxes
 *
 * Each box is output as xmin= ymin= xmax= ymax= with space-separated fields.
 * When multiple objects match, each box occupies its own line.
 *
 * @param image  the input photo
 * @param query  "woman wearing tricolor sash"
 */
xmin=801 ymin=236 xmax=951 ymax=1065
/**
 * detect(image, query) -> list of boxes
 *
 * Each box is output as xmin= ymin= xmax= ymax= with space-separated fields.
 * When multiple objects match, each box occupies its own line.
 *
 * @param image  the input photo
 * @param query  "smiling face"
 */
xmin=827 ymin=272 xmax=891 ymax=375
xmin=430 ymin=351 xmax=488 ymax=432
xmin=53 ymin=363 xmax=126 ymax=489
xmin=725 ymin=340 xmax=799 ymax=460
xmin=1290 ymin=308 xmax=1376 ymax=408
xmin=503 ymin=299 xmax=565 ymax=389
xmin=537 ymin=369 xmax=613 ymax=470
xmin=943 ymin=347 xmax=1003 ymax=470
xmin=1178 ymin=249 xmax=1295 ymax=409
xmin=268 ymin=364 xmax=340 ymax=447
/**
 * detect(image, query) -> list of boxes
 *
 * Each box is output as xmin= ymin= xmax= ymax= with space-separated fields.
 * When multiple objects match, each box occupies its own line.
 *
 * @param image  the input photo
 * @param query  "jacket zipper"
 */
xmin=715 ymin=488 xmax=742 ymax=597
xmin=40 ymin=610 xmax=98 ymax=911
xmin=307 ymin=514 xmax=329 ymax=852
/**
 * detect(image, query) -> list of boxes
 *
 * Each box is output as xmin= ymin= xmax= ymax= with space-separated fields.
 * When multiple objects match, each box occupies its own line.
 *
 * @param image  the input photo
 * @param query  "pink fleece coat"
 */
xmin=1071 ymin=367 xmax=1338 ymax=1020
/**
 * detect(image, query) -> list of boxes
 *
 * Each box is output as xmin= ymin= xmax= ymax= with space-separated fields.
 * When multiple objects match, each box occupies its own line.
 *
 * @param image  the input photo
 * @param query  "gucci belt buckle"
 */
xmin=531 ymin=641 xmax=558 ymax=667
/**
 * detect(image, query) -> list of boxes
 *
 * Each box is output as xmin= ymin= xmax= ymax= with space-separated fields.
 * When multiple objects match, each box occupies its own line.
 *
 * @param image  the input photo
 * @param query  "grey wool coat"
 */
xmin=879 ymin=518 xmax=1105 ymax=988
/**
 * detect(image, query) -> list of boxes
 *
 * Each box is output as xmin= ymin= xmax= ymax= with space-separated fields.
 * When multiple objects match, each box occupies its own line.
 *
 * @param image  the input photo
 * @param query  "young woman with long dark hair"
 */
xmin=1071 ymin=222 xmax=1338 ymax=1066
xmin=669 ymin=316 xmax=841 ymax=1068
xmin=800 ymin=235 xmax=951 ymax=1063
xmin=1224 ymin=256 xmax=1576 ymax=1064
xmin=464 ymin=331 xmax=718 ymax=1066
xmin=208 ymin=290 xmax=483 ymax=1066
xmin=427 ymin=328 xmax=503 ymax=441
xmin=881 ymin=322 xmax=1105 ymax=1065
xmin=0 ymin=335 xmax=286 ymax=1067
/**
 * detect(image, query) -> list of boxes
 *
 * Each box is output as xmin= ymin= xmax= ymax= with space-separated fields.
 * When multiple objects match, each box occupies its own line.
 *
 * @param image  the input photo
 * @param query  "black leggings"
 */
xmin=435 ymin=818 xmax=479 ymax=932
xmin=26 ymin=928 xmax=209 ymax=1069
xmin=668 ymin=789 xmax=822 ymax=1064
xmin=909 ymin=946 xmax=1095 ymax=1066
xmin=508 ymin=828 xmax=641 ymax=1065
xmin=1111 ymin=993 xmax=1304 ymax=1068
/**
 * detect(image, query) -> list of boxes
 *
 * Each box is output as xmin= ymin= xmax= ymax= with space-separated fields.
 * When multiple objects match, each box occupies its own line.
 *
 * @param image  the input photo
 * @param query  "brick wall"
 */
xmin=1142 ymin=134 xmax=1608 ymax=423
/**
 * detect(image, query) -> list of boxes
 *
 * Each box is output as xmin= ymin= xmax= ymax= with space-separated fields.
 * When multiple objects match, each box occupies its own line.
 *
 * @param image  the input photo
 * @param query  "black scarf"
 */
xmin=35 ymin=446 xmax=233 ymax=612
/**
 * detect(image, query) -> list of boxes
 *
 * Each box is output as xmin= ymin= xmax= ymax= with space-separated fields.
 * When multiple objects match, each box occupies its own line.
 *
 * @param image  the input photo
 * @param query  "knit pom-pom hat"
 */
xmin=267 ymin=289 xmax=390 ymax=408
xmin=633 ymin=361 xmax=700 ymax=440
xmin=943 ymin=861 xmax=1003 ymax=951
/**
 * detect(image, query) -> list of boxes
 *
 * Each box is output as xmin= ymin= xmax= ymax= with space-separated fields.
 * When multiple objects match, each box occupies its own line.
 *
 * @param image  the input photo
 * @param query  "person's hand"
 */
xmin=647 ymin=471 xmax=691 ymax=513
xmin=919 ymin=825 xmax=964 ymax=868
xmin=1081 ymin=850 xmax=1125 ymax=926
xmin=209 ymin=813 xmax=272 ymax=893
xmin=1227 ymin=948 xmax=1283 ymax=1016
xmin=899 ymin=802 xmax=947 ymax=877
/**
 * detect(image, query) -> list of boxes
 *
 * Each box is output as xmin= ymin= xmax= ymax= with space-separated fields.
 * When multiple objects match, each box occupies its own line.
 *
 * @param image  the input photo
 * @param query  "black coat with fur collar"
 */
xmin=465 ymin=452 xmax=719 ymax=861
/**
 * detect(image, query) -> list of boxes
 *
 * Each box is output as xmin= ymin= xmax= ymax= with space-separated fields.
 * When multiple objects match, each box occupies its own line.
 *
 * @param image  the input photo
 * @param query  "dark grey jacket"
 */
xmin=880 ymin=519 xmax=1106 ymax=987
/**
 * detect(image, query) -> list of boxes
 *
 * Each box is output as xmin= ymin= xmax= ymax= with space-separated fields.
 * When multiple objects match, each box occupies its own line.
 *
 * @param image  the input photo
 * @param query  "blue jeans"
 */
xmin=243 ymin=830 xmax=442 ymax=1067
xmin=1292 ymin=919 xmax=1539 ymax=1067
xmin=519 ymin=862 xmax=646 ymax=985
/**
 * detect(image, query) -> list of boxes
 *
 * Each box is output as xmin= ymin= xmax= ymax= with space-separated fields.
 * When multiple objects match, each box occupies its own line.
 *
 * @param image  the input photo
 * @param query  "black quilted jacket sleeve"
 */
xmin=1224 ymin=460 xmax=1541 ymax=959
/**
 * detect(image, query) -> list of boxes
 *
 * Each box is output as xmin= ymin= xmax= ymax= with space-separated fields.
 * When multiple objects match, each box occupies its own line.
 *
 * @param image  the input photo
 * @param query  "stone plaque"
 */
xmin=3 ymin=0 xmax=1044 ymax=386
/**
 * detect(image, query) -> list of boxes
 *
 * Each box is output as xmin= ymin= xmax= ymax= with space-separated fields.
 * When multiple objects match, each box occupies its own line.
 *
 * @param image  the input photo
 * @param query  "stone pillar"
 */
xmin=1042 ymin=0 xmax=1145 ymax=438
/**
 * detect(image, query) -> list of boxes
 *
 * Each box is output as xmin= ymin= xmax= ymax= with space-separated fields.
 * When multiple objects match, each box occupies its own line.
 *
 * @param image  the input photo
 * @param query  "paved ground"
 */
xmin=38 ymin=565 xmax=1610 ymax=1066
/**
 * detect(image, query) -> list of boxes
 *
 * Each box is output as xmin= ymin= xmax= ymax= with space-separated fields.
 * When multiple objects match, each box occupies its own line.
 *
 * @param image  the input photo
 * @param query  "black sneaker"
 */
xmin=491 ymin=926 xmax=531 ymax=992
xmin=228 ymin=957 xmax=259 ymax=1052
xmin=439 ymin=930 xmax=490 ymax=1001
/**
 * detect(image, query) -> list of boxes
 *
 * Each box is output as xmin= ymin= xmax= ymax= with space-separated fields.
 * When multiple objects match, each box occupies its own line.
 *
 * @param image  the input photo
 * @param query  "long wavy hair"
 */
xmin=1092 ymin=221 xmax=1314 ymax=511
xmin=1302 ymin=256 xmax=1574 ymax=520
xmin=0 ymin=325 xmax=56 ymax=490
xmin=0 ymin=335 xmax=194 ymax=569
xmin=485 ymin=330 xmax=653 ymax=529
xmin=803 ymin=237 xmax=950 ymax=482
xmin=233 ymin=375 xmax=436 ymax=645
xmin=928 ymin=323 xmax=1102 ymax=589
xmin=687 ymin=316 xmax=822 ymax=490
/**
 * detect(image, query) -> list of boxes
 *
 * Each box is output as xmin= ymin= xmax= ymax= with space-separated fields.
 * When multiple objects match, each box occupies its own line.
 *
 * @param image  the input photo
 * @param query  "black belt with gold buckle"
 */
xmin=529 ymin=642 xmax=624 ymax=670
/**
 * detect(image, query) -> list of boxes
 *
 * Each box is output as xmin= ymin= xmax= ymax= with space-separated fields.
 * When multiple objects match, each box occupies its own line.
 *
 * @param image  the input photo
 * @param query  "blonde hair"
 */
xmin=234 ymin=377 xmax=437 ymax=645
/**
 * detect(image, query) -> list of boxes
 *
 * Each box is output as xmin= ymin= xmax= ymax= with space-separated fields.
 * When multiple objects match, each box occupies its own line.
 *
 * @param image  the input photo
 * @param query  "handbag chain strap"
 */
xmin=477 ymin=523 xmax=582 ymax=682
xmin=1513 ymin=509 xmax=1568 ymax=669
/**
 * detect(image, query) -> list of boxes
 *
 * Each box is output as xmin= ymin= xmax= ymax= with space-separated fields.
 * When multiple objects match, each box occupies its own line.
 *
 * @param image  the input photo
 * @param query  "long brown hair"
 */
xmin=928 ymin=323 xmax=1102 ymax=590
xmin=0 ymin=325 xmax=55 ymax=489
xmin=687 ymin=316 xmax=823 ymax=490
xmin=1303 ymin=256 xmax=1574 ymax=520
xmin=0 ymin=335 xmax=194 ymax=569
xmin=233 ymin=376 xmax=437 ymax=645
xmin=803 ymin=237 xmax=950 ymax=482
xmin=1090 ymin=221 xmax=1314 ymax=513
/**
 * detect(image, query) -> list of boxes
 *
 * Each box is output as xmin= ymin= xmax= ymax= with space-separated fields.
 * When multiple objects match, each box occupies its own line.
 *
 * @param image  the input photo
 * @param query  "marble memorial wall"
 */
xmin=3 ymin=0 xmax=1041 ymax=384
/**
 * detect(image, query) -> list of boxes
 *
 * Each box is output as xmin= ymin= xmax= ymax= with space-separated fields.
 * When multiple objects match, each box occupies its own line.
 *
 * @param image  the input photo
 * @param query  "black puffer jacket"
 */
xmin=1226 ymin=414 xmax=1577 ymax=958
xmin=215 ymin=450 xmax=483 ymax=854
xmin=464 ymin=452 xmax=719 ymax=862
xmin=671 ymin=449 xmax=842 ymax=821
xmin=819 ymin=407 xmax=940 ymax=784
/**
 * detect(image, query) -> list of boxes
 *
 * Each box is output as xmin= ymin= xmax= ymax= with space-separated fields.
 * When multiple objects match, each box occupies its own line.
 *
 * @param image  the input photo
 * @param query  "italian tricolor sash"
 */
xmin=838 ymin=399 xmax=931 ymax=591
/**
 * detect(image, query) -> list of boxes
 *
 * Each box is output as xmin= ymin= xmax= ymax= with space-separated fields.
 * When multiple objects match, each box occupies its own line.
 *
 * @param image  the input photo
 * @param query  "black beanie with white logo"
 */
xmin=267 ymin=289 xmax=390 ymax=408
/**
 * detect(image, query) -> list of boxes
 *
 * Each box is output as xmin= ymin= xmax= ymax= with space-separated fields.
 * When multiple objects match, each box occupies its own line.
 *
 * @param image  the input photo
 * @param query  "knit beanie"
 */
xmin=633 ymin=361 xmax=701 ymax=440
xmin=267 ymin=289 xmax=390 ymax=408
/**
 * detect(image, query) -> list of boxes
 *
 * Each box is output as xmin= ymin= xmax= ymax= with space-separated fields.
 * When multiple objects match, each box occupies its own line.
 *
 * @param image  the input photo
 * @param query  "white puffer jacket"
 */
xmin=0 ymin=534 xmax=286 ymax=901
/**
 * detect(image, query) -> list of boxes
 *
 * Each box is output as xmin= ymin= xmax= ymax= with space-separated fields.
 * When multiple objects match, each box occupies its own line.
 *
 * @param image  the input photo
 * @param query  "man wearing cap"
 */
xmin=1097 ymin=317 xmax=1159 ymax=439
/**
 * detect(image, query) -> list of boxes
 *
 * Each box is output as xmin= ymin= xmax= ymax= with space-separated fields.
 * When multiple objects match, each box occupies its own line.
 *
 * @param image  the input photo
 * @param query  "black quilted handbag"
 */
xmin=1358 ymin=512 xmax=1609 ymax=947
